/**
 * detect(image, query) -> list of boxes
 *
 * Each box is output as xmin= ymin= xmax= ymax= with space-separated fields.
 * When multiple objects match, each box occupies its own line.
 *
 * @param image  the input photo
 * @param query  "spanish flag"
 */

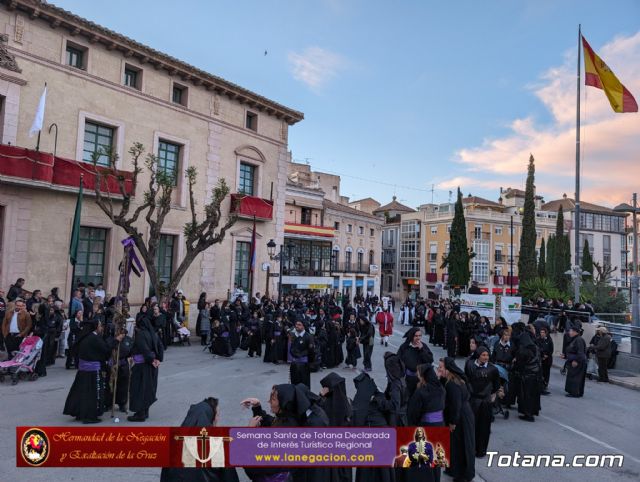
xmin=582 ymin=35 xmax=637 ymax=113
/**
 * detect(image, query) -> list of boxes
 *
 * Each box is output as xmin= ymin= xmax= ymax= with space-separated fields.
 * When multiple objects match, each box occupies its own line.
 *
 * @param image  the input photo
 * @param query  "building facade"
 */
xmin=0 ymin=0 xmax=303 ymax=303
xmin=324 ymin=200 xmax=383 ymax=300
xmin=541 ymin=195 xmax=626 ymax=284
xmin=373 ymin=197 xmax=415 ymax=300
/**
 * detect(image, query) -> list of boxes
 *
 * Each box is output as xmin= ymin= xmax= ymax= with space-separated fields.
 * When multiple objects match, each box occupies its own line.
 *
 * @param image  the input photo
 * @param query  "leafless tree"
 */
xmin=92 ymin=143 xmax=238 ymax=302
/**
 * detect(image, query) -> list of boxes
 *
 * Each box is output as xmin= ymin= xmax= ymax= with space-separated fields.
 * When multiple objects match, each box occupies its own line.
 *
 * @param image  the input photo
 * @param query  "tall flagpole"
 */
xmin=574 ymin=24 xmax=582 ymax=303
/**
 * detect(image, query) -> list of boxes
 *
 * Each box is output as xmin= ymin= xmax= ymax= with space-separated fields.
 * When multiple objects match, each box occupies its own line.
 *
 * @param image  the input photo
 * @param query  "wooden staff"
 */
xmin=111 ymin=246 xmax=130 ymax=418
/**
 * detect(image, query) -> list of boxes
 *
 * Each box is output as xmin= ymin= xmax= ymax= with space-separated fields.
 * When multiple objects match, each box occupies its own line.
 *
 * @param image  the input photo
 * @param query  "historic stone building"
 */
xmin=0 ymin=0 xmax=303 ymax=303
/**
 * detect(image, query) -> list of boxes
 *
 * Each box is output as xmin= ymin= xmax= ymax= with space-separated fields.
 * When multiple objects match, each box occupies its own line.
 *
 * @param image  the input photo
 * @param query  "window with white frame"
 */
xmin=430 ymin=225 xmax=438 ymax=234
xmin=429 ymin=242 xmax=438 ymax=262
xmin=495 ymin=226 xmax=503 ymax=235
xmin=358 ymin=226 xmax=364 ymax=235
xmin=347 ymin=224 xmax=353 ymax=233
xmin=474 ymin=225 xmax=483 ymax=240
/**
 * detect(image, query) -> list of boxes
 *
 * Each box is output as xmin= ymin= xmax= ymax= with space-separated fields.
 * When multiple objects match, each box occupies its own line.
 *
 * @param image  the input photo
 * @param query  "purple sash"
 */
xmin=221 ymin=332 xmax=230 ymax=338
xmin=78 ymin=359 xmax=101 ymax=372
xmin=133 ymin=352 xmax=155 ymax=364
xmin=405 ymin=368 xmax=417 ymax=377
xmin=292 ymin=356 xmax=308 ymax=363
xmin=274 ymin=331 xmax=282 ymax=336
xmin=421 ymin=410 xmax=444 ymax=423
xmin=258 ymin=473 xmax=290 ymax=482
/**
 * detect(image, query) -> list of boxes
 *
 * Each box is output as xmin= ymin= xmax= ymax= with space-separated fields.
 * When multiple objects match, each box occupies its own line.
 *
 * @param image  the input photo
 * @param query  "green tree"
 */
xmin=581 ymin=239 xmax=594 ymax=280
xmin=518 ymin=155 xmax=538 ymax=284
xmin=538 ymin=237 xmax=546 ymax=278
xmin=441 ymin=187 xmax=474 ymax=289
xmin=554 ymin=206 xmax=571 ymax=292
xmin=546 ymin=235 xmax=556 ymax=282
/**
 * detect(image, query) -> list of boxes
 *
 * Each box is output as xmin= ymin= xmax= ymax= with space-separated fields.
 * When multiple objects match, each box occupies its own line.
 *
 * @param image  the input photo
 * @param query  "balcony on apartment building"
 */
xmin=230 ymin=193 xmax=274 ymax=221
xmin=426 ymin=272 xmax=438 ymax=283
xmin=331 ymin=261 xmax=374 ymax=275
xmin=0 ymin=144 xmax=135 ymax=195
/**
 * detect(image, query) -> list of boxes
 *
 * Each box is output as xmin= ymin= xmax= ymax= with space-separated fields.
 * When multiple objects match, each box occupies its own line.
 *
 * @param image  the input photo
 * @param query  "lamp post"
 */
xmin=267 ymin=239 xmax=284 ymax=304
xmin=614 ymin=194 xmax=639 ymax=355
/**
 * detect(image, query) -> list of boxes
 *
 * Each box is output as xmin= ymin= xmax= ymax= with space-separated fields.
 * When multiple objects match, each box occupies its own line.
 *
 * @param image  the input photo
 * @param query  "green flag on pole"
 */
xmin=69 ymin=176 xmax=83 ymax=266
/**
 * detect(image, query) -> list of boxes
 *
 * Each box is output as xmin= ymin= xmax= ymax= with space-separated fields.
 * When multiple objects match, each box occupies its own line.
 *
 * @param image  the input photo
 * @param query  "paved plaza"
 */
xmin=2 ymin=324 xmax=640 ymax=482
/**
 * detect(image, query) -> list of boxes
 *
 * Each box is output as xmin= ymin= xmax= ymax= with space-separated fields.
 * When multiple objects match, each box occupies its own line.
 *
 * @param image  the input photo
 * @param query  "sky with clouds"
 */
xmin=54 ymin=0 xmax=640 ymax=208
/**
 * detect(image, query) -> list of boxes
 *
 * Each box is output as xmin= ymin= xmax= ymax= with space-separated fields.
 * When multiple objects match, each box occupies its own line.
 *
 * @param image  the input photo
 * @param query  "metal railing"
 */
xmin=592 ymin=319 xmax=640 ymax=355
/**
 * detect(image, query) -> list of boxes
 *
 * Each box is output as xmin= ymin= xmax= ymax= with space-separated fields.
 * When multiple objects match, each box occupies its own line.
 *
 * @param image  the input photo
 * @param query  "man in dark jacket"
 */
xmin=358 ymin=316 xmax=375 ymax=372
xmin=536 ymin=327 xmax=554 ymax=394
xmin=590 ymin=327 xmax=612 ymax=383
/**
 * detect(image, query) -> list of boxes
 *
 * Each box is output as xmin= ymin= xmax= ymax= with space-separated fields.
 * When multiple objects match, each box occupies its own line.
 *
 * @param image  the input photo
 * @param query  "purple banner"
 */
xmin=229 ymin=427 xmax=396 ymax=467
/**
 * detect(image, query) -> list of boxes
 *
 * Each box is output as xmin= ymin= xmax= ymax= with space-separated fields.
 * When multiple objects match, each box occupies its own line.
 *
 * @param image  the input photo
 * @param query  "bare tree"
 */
xmin=593 ymin=262 xmax=617 ymax=286
xmin=92 ymin=143 xmax=238 ymax=302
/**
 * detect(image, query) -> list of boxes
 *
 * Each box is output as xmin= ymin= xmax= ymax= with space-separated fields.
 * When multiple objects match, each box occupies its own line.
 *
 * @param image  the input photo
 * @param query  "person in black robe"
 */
xmin=352 ymin=372 xmax=395 ymax=482
xmin=432 ymin=307 xmax=445 ymax=347
xmin=262 ymin=314 xmax=275 ymax=363
xmin=457 ymin=313 xmax=473 ymax=358
xmin=105 ymin=329 xmax=134 ymax=413
xmin=245 ymin=311 xmax=262 ymax=358
xmin=128 ymin=317 xmax=164 ymax=421
xmin=290 ymin=320 xmax=314 ymax=388
xmin=407 ymin=364 xmax=445 ymax=482
xmin=160 ymin=397 xmax=239 ymax=482
xmin=358 ymin=316 xmax=375 ymax=372
xmin=66 ymin=310 xmax=83 ymax=369
xmin=445 ymin=312 xmax=459 ymax=358
xmin=384 ymin=351 xmax=408 ymax=427
xmin=319 ymin=372 xmax=351 ymax=426
xmin=438 ymin=357 xmax=475 ymax=482
xmin=241 ymin=384 xmax=300 ymax=482
xmin=210 ymin=319 xmax=232 ymax=357
xmin=536 ymin=327 xmax=554 ymax=394
xmin=511 ymin=323 xmax=541 ymax=422
xmin=318 ymin=372 xmax=353 ymax=482
xmin=272 ymin=313 xmax=288 ymax=364
xmin=345 ymin=328 xmax=361 ymax=368
xmin=323 ymin=315 xmax=342 ymax=368
xmin=562 ymin=326 xmax=587 ymax=397
xmin=63 ymin=320 xmax=122 ymax=423
xmin=397 ymin=328 xmax=434 ymax=398
xmin=464 ymin=347 xmax=499 ymax=458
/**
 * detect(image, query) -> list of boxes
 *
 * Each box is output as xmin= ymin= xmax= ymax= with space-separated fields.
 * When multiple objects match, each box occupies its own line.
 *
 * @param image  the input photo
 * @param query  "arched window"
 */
xmin=332 ymin=246 xmax=340 ymax=271
xmin=345 ymin=246 xmax=353 ymax=271
xmin=356 ymin=248 xmax=364 ymax=272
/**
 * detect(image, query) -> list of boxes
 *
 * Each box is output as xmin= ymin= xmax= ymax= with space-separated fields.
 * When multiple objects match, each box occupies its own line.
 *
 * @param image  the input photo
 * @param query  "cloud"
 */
xmin=435 ymin=176 xmax=504 ymax=192
xmin=452 ymin=31 xmax=640 ymax=207
xmin=288 ymin=47 xmax=347 ymax=91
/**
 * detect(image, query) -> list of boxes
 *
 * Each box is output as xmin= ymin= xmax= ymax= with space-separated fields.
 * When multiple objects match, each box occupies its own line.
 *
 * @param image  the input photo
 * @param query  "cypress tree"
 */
xmin=442 ymin=187 xmax=472 ymax=288
xmin=518 ymin=154 xmax=538 ymax=284
xmin=538 ymin=237 xmax=546 ymax=278
xmin=554 ymin=206 xmax=571 ymax=292
xmin=546 ymin=235 xmax=556 ymax=281
xmin=581 ymin=239 xmax=593 ymax=279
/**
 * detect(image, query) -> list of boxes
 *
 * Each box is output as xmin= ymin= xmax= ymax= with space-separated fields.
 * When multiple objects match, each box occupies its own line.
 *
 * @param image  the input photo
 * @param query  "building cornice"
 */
xmin=3 ymin=0 xmax=304 ymax=124
xmin=10 ymin=46 xmax=288 ymax=149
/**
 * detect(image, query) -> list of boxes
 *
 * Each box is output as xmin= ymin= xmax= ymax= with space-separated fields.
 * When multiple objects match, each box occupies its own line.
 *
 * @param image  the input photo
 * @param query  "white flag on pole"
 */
xmin=29 ymin=85 xmax=47 ymax=137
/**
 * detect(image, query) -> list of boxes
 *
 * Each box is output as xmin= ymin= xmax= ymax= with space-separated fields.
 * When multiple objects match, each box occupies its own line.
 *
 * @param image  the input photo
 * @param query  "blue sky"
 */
xmin=54 ymin=0 xmax=640 ymax=207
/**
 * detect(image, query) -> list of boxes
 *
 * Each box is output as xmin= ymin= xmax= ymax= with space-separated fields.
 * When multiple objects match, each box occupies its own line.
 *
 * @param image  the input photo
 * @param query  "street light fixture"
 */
xmin=267 ymin=239 xmax=277 ymax=259
xmin=613 ymin=194 xmax=639 ymax=355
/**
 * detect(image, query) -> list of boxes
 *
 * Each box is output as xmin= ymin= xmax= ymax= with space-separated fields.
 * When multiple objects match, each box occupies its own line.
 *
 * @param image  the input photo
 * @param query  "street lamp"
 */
xmin=267 ymin=239 xmax=284 ymax=303
xmin=267 ymin=239 xmax=277 ymax=258
xmin=614 ymin=194 xmax=639 ymax=355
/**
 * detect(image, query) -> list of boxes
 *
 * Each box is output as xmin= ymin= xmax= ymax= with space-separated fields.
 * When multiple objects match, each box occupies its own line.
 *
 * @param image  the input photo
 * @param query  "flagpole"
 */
xmin=574 ymin=24 xmax=582 ymax=303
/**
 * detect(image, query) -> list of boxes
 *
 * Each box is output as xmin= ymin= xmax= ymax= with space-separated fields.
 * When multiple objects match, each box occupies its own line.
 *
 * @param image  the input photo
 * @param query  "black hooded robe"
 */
xmin=129 ymin=319 xmax=164 ymax=415
xmin=565 ymin=335 xmax=587 ymax=397
xmin=353 ymin=373 xmax=395 ymax=482
xmin=513 ymin=333 xmax=541 ymax=418
xmin=397 ymin=329 xmax=434 ymax=398
xmin=290 ymin=331 xmax=314 ymax=388
xmin=63 ymin=329 xmax=114 ymax=421
xmin=160 ymin=400 xmax=239 ymax=482
xmin=465 ymin=358 xmax=499 ymax=458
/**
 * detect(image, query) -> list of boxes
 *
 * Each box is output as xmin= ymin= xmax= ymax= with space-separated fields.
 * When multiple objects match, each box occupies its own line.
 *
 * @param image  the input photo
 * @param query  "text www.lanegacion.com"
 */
xmin=255 ymin=453 xmax=375 ymax=464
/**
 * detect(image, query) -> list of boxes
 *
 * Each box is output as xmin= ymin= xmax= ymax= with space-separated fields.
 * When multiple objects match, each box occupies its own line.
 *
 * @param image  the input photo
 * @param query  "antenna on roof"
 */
xmin=448 ymin=190 xmax=452 ymax=203
xmin=429 ymin=184 xmax=435 ymax=204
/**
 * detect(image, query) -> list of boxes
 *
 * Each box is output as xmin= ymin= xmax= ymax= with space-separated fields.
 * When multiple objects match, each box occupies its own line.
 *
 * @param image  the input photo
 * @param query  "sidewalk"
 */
xmin=551 ymin=355 xmax=640 ymax=391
